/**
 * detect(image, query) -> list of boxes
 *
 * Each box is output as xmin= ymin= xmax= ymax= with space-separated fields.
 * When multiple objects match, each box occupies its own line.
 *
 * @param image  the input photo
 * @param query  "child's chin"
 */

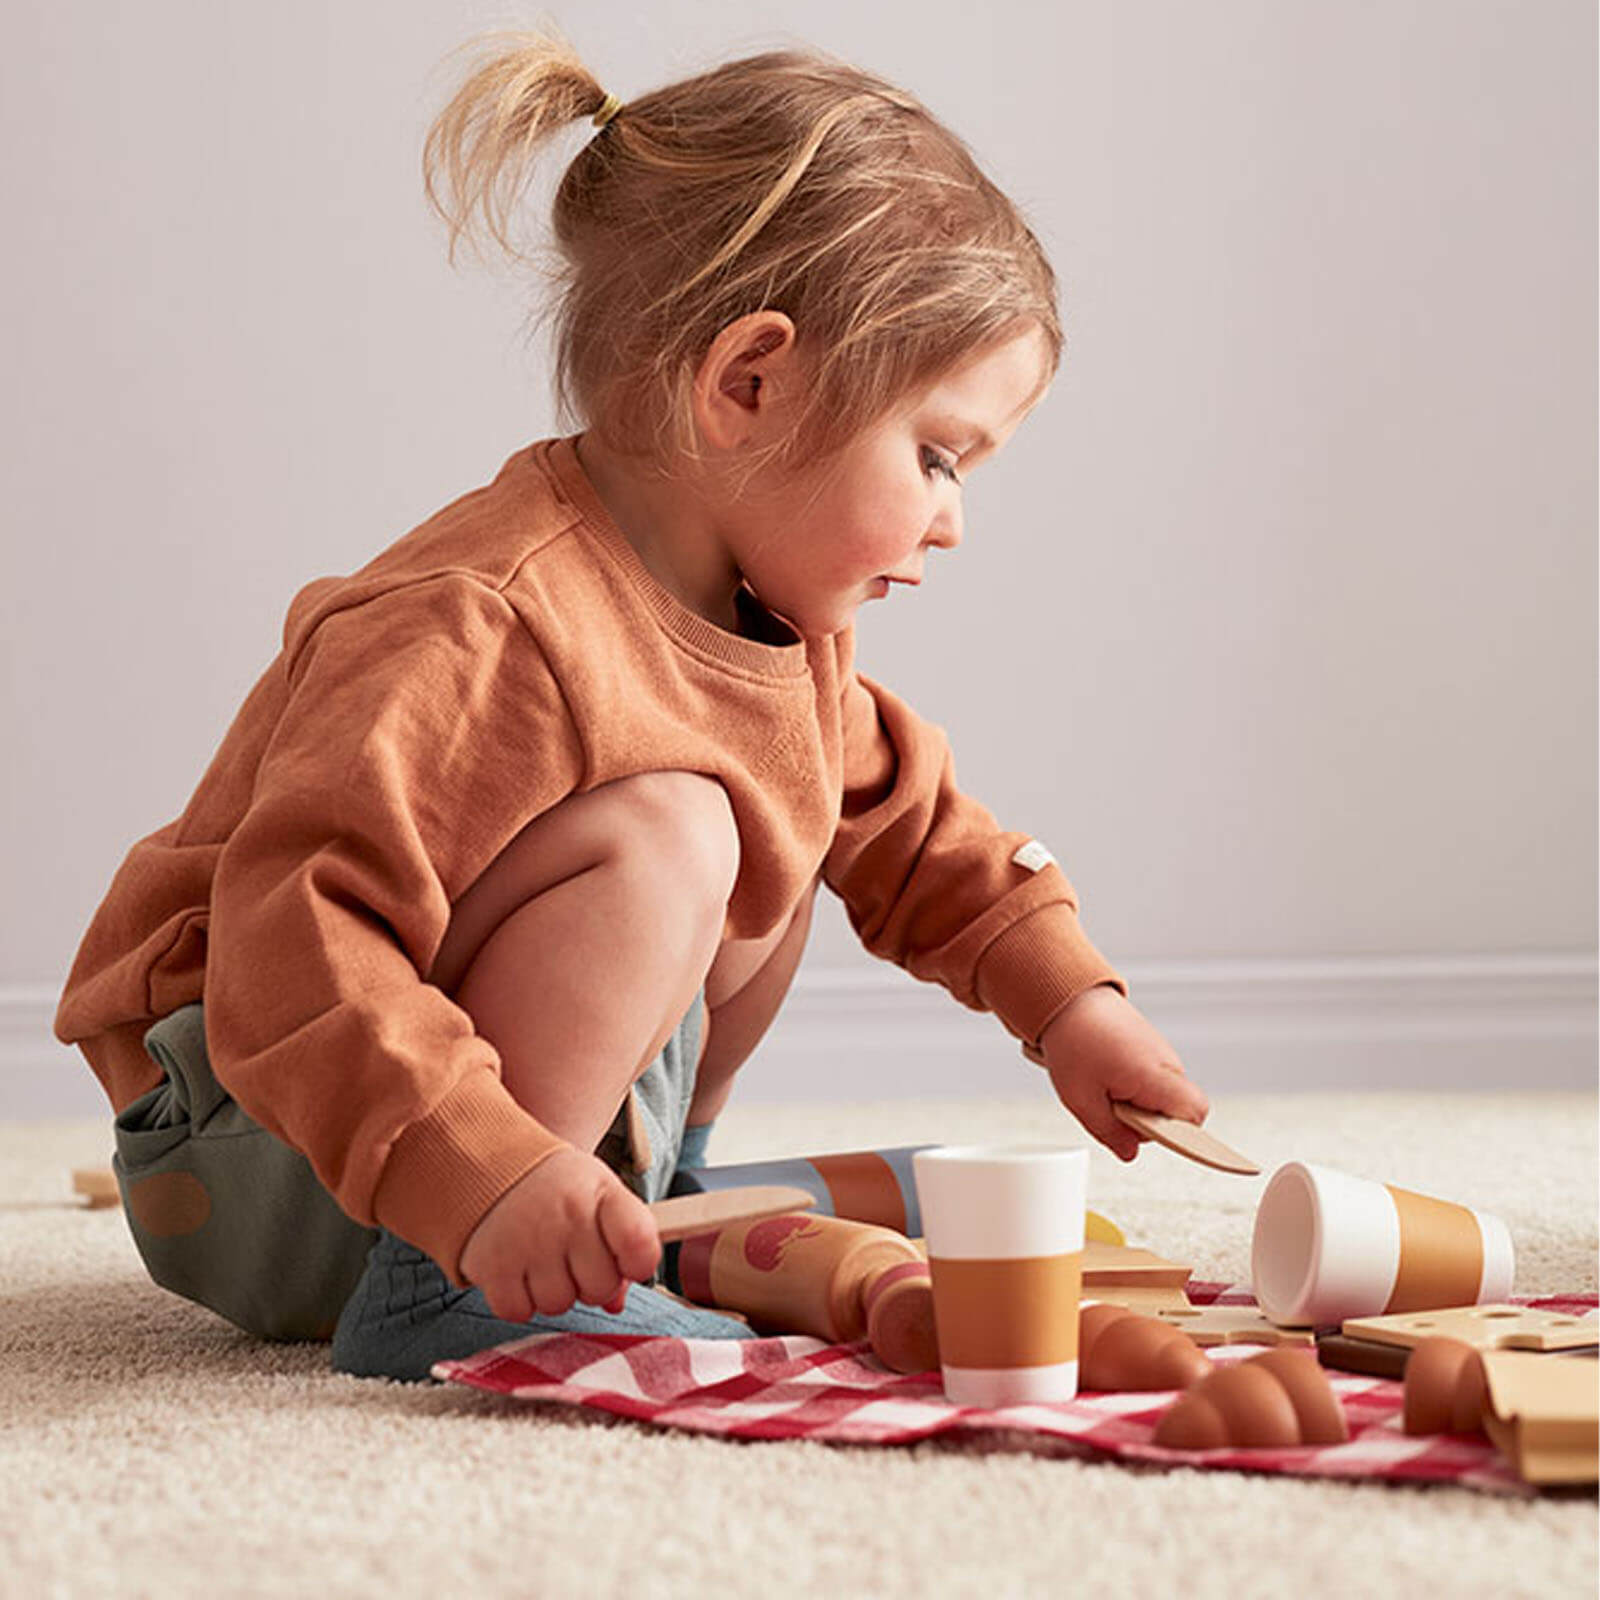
xmin=781 ymin=600 xmax=852 ymax=637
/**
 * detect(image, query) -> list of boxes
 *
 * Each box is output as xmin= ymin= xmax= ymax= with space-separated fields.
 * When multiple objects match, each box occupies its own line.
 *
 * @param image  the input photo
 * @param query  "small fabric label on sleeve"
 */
xmin=1011 ymin=839 xmax=1057 ymax=873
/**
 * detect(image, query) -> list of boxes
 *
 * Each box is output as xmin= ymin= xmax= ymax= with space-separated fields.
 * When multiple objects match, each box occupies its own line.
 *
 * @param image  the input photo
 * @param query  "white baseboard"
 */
xmin=6 ymin=952 xmax=1595 ymax=1118
xmin=4 ymin=985 xmax=110 ymax=1120
xmin=731 ymin=952 xmax=1598 ymax=1102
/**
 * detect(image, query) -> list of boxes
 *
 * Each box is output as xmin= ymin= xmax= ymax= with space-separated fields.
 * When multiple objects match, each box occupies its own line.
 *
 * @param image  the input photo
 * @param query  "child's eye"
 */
xmin=921 ymin=447 xmax=962 ymax=485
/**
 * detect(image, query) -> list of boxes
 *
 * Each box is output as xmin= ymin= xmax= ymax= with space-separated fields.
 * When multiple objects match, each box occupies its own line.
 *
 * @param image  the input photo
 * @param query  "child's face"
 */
xmin=729 ymin=325 xmax=1050 ymax=638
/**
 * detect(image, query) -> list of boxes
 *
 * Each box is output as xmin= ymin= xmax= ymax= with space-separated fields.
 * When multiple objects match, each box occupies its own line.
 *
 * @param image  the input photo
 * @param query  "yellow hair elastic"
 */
xmin=592 ymin=92 xmax=623 ymax=130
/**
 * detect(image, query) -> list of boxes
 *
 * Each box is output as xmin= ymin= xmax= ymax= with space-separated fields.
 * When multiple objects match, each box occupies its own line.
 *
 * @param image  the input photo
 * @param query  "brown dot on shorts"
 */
xmin=126 ymin=1171 xmax=213 ymax=1237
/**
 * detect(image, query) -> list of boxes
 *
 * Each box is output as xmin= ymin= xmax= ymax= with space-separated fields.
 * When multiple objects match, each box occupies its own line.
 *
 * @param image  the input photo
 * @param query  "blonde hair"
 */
xmin=422 ymin=29 xmax=1061 ymax=471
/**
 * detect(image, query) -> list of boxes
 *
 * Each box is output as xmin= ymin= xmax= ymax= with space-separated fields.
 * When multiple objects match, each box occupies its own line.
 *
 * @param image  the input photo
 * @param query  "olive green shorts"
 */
xmin=113 ymin=998 xmax=703 ymax=1342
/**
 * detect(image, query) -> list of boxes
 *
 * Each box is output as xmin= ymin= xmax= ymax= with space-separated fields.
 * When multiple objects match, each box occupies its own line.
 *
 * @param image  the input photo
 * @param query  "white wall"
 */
xmin=3 ymin=1 xmax=1594 ymax=1113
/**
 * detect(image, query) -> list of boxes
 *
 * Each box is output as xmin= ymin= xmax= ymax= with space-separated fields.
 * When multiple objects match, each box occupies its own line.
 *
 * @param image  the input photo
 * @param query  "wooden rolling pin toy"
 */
xmin=675 ymin=1212 xmax=939 ymax=1373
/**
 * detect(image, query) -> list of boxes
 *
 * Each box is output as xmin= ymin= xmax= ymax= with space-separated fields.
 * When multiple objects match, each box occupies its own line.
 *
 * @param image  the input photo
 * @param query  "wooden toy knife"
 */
xmin=648 ymin=1184 xmax=817 ymax=1243
xmin=1108 ymin=1102 xmax=1261 ymax=1175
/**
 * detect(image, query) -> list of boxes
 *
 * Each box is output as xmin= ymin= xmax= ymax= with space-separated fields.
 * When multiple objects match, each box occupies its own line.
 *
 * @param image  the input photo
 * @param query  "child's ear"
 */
xmin=694 ymin=311 xmax=799 ymax=449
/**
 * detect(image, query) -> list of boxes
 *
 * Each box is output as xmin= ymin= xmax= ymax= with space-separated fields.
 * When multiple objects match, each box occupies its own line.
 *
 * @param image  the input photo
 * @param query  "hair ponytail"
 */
xmin=422 ymin=30 xmax=613 ymax=268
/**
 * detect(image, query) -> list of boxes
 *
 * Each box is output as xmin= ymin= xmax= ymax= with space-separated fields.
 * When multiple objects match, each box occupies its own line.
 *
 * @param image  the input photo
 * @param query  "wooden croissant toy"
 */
xmin=1078 ymin=1303 xmax=1211 ymax=1391
xmin=1153 ymin=1348 xmax=1349 ymax=1449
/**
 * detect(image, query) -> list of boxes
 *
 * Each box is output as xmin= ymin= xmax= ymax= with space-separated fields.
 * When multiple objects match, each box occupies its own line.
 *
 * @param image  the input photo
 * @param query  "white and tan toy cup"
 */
xmin=912 ymin=1144 xmax=1088 ymax=1407
xmin=1251 ymin=1161 xmax=1515 ymax=1328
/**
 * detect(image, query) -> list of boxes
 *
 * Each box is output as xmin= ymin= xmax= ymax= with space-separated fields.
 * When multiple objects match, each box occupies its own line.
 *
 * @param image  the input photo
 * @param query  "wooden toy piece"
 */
xmin=1479 ymin=1350 xmax=1600 ymax=1486
xmin=1109 ymin=1103 xmax=1260 ymax=1176
xmin=673 ymin=1147 xmax=925 ymax=1234
xmin=1253 ymin=1162 xmax=1515 ymax=1327
xmin=1315 ymin=1332 xmax=1411 ymax=1379
xmin=623 ymin=1089 xmax=653 ymax=1174
xmin=1084 ymin=1210 xmax=1126 ymax=1247
xmin=1079 ymin=1303 xmax=1211 ymax=1391
xmin=1154 ymin=1304 xmax=1317 ymax=1350
xmin=905 ymin=1213 xmax=1124 ymax=1247
xmin=675 ymin=1211 xmax=938 ymax=1373
xmin=72 ymin=1168 xmax=120 ymax=1209
xmin=1403 ymin=1336 xmax=1488 ymax=1436
xmin=648 ymin=1185 xmax=815 ymax=1244
xmin=1078 ymin=1243 xmax=1194 ymax=1314
xmin=1343 ymin=1304 xmax=1600 ymax=1355
xmin=861 ymin=1264 xmax=941 ymax=1375
xmin=1082 ymin=1243 xmax=1192 ymax=1287
xmin=1152 ymin=1347 xmax=1349 ymax=1450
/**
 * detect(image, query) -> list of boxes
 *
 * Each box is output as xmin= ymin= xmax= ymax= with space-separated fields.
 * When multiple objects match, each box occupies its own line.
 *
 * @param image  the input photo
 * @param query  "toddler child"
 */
xmin=55 ymin=31 xmax=1209 ymax=1380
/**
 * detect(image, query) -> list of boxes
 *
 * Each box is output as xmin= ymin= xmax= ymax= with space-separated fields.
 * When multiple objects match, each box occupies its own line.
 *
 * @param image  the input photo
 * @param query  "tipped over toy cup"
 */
xmin=912 ymin=1144 xmax=1088 ymax=1407
xmin=1251 ymin=1161 xmax=1515 ymax=1328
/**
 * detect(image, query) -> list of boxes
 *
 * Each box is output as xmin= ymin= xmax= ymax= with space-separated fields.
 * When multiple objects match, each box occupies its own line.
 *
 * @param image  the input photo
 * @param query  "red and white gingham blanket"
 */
xmin=434 ymin=1285 xmax=1597 ymax=1495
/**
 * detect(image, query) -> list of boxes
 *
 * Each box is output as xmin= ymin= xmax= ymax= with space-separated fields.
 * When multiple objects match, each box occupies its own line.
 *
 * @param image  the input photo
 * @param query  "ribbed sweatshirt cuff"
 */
xmin=973 ymin=902 xmax=1126 ymax=1049
xmin=372 ymin=1070 xmax=570 ymax=1284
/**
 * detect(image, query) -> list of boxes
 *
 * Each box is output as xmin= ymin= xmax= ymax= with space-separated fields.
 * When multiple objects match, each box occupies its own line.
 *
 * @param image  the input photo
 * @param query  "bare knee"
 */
xmin=607 ymin=771 xmax=739 ymax=912
xmin=429 ymin=771 xmax=738 ymax=994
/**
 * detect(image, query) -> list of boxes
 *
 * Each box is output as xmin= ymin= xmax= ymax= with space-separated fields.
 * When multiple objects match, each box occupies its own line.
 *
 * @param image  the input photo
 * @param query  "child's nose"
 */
xmin=926 ymin=501 xmax=962 ymax=551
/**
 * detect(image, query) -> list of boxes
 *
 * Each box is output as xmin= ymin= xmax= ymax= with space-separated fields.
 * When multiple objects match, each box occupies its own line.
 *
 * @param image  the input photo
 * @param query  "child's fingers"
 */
xmin=1101 ymin=1113 xmax=1142 ymax=1163
xmin=597 ymin=1181 xmax=662 ymax=1284
xmin=1112 ymin=1049 xmax=1208 ymax=1125
xmin=479 ymin=1274 xmax=536 ymax=1325
xmin=1062 ymin=1085 xmax=1142 ymax=1162
xmin=566 ymin=1218 xmax=628 ymax=1310
xmin=1136 ymin=1061 xmax=1209 ymax=1124
xmin=524 ymin=1259 xmax=580 ymax=1319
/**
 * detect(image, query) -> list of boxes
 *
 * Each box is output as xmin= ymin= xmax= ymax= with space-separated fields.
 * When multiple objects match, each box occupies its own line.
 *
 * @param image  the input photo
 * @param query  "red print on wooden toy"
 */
xmin=743 ymin=1216 xmax=822 ymax=1271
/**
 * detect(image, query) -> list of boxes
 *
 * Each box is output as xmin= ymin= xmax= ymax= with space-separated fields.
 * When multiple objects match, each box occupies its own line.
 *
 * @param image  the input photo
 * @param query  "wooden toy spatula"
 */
xmin=1020 ymin=1040 xmax=1259 ymax=1174
xmin=648 ymin=1185 xmax=816 ymax=1243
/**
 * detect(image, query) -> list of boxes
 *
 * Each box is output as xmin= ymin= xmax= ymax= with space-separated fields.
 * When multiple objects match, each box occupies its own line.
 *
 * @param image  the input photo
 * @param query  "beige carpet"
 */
xmin=3 ymin=1088 xmax=1595 ymax=1599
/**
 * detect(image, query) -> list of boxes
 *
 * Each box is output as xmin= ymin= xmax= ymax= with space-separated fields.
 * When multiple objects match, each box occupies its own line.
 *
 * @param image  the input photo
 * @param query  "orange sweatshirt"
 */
xmin=55 ymin=436 xmax=1122 ymax=1277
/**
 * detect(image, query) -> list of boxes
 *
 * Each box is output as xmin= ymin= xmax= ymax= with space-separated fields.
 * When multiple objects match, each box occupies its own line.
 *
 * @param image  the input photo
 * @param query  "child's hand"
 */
xmin=1038 ymin=985 xmax=1209 ymax=1163
xmin=458 ymin=1147 xmax=661 ymax=1322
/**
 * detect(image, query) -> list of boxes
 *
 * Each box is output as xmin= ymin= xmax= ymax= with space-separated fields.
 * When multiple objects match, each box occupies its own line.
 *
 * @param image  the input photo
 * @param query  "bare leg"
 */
xmin=689 ymin=879 xmax=819 ymax=1125
xmin=332 ymin=773 xmax=767 ymax=1379
xmin=426 ymin=772 xmax=739 ymax=1156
